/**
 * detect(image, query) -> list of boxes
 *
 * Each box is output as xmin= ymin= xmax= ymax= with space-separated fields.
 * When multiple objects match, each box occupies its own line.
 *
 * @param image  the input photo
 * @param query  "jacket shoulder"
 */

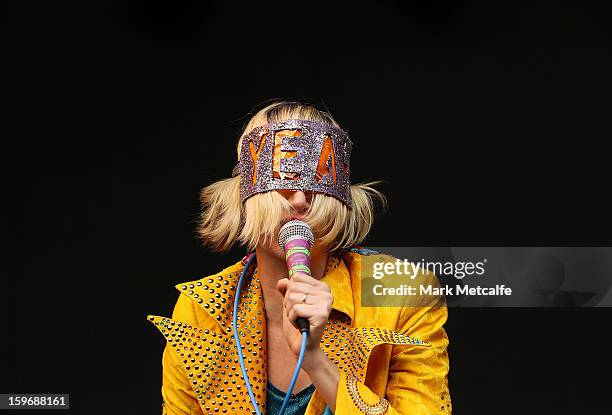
xmin=343 ymin=247 xmax=443 ymax=287
xmin=342 ymin=248 xmax=415 ymax=279
xmin=342 ymin=248 xmax=446 ymax=329
xmin=173 ymin=258 xmax=245 ymax=292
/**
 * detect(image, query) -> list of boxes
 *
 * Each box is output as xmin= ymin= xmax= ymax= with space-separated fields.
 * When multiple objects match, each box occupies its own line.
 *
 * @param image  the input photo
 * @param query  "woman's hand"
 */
xmin=276 ymin=272 xmax=334 ymax=358
xmin=276 ymin=272 xmax=340 ymax=412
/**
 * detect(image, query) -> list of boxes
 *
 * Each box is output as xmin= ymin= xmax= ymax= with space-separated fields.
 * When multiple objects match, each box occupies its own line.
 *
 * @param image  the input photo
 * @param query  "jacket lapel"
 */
xmin=149 ymin=259 xmax=269 ymax=414
xmin=174 ymin=259 xmax=258 ymax=336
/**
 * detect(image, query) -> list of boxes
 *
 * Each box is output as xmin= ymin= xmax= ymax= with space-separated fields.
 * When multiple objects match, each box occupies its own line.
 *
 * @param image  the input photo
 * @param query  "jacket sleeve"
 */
xmin=386 ymin=297 xmax=451 ymax=414
xmin=334 ymin=276 xmax=452 ymax=415
xmin=160 ymin=293 xmax=204 ymax=415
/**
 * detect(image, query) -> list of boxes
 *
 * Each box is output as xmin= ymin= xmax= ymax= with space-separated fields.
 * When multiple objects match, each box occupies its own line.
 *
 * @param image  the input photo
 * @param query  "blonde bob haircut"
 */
xmin=197 ymin=100 xmax=386 ymax=254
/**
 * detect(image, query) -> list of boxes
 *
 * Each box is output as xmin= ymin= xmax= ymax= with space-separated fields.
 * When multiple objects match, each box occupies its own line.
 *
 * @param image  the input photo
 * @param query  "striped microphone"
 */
xmin=278 ymin=220 xmax=315 ymax=334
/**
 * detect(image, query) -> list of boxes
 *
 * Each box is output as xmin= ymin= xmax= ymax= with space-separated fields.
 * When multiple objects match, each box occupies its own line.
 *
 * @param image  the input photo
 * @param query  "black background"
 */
xmin=8 ymin=0 xmax=612 ymax=413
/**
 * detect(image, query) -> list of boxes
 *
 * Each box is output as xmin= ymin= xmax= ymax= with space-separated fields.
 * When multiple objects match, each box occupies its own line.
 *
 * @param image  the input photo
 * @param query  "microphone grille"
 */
xmin=278 ymin=220 xmax=314 ymax=251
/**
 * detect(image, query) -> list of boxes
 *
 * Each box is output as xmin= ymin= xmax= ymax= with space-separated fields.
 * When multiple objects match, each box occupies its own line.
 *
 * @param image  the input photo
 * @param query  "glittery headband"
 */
xmin=237 ymin=119 xmax=353 ymax=206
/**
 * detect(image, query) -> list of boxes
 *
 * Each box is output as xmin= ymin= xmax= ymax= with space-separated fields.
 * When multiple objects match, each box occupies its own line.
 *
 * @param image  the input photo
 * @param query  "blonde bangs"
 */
xmin=305 ymin=182 xmax=387 ymax=252
xmin=196 ymin=100 xmax=387 ymax=254
xmin=239 ymin=191 xmax=293 ymax=251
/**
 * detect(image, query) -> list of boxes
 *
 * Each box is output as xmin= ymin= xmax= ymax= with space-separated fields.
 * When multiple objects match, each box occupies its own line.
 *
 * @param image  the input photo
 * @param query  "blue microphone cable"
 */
xmin=233 ymin=253 xmax=333 ymax=415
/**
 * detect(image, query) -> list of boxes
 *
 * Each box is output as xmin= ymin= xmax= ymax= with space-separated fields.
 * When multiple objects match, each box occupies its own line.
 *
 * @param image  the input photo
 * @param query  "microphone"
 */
xmin=278 ymin=220 xmax=315 ymax=334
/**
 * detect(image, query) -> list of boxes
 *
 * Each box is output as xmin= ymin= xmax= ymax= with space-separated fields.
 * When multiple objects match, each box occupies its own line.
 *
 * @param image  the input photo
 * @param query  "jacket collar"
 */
xmin=319 ymin=254 xmax=355 ymax=322
xmin=175 ymin=253 xmax=355 ymax=334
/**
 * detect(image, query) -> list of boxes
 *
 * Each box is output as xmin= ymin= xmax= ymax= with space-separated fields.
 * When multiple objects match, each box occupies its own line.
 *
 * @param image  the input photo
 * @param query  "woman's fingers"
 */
xmin=276 ymin=275 xmax=326 ymax=296
xmin=282 ymin=284 xmax=333 ymax=310
xmin=284 ymin=280 xmax=318 ymax=296
xmin=276 ymin=278 xmax=289 ymax=296
xmin=290 ymin=272 xmax=331 ymax=291
xmin=277 ymin=272 xmax=333 ymax=323
xmin=284 ymin=291 xmax=331 ymax=307
xmin=284 ymin=291 xmax=333 ymax=324
xmin=287 ymin=303 xmax=332 ymax=328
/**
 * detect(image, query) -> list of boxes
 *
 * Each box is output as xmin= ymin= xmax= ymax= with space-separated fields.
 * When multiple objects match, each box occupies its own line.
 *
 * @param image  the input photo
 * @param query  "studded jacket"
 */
xmin=148 ymin=249 xmax=452 ymax=415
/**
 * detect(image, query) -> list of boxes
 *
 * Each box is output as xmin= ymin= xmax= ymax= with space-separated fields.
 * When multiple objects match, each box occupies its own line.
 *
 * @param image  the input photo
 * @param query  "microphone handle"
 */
xmin=284 ymin=237 xmax=312 ymax=334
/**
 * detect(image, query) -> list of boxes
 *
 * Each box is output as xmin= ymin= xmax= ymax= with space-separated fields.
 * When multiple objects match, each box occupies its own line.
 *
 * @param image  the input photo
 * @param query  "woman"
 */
xmin=148 ymin=101 xmax=451 ymax=415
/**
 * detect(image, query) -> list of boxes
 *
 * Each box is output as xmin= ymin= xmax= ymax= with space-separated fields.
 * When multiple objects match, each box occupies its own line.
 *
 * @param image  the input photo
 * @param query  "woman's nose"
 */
xmin=281 ymin=190 xmax=311 ymax=214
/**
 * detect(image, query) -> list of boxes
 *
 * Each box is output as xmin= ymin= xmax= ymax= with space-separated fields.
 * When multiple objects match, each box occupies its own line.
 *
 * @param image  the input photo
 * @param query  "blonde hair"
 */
xmin=196 ymin=100 xmax=387 ymax=254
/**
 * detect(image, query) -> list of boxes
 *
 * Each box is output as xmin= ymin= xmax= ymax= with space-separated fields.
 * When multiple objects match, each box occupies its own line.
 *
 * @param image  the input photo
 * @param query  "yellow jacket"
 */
xmin=148 ymin=248 xmax=451 ymax=415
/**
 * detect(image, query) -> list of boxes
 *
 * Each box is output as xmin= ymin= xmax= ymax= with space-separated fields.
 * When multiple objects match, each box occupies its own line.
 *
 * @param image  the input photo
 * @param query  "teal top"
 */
xmin=266 ymin=381 xmax=315 ymax=415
